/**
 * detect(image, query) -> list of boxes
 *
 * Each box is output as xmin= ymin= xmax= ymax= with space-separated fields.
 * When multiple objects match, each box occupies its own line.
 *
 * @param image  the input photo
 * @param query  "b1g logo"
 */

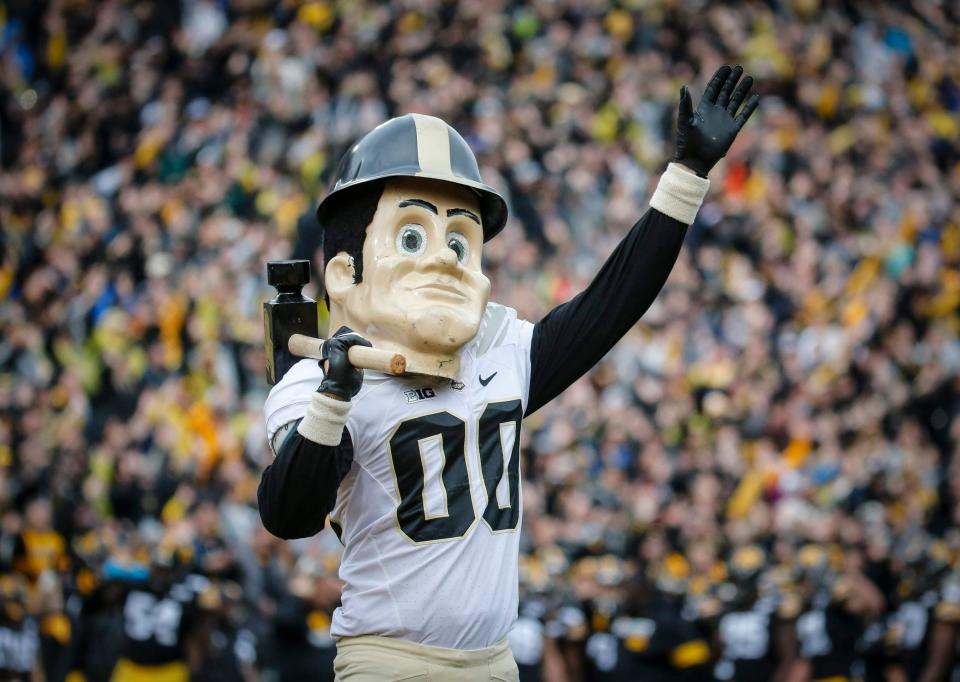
xmin=404 ymin=387 xmax=436 ymax=403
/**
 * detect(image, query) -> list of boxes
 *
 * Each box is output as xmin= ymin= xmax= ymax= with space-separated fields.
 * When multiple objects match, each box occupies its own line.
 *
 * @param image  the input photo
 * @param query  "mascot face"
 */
xmin=325 ymin=176 xmax=491 ymax=376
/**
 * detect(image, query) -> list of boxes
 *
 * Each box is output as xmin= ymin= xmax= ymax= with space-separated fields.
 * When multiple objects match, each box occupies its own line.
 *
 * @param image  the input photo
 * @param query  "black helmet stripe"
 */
xmin=412 ymin=114 xmax=453 ymax=179
xmin=345 ymin=115 xmax=420 ymax=181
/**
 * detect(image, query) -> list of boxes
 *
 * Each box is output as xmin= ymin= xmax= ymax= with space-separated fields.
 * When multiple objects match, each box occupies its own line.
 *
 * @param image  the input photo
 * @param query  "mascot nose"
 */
xmin=423 ymin=244 xmax=459 ymax=270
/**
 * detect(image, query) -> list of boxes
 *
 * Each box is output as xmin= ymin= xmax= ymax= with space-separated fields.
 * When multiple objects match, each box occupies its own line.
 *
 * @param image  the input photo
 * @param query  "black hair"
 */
xmin=319 ymin=179 xmax=387 ymax=288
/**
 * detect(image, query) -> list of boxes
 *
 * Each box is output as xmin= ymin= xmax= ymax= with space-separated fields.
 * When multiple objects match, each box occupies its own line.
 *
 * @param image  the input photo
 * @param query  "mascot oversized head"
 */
xmin=317 ymin=115 xmax=508 ymax=379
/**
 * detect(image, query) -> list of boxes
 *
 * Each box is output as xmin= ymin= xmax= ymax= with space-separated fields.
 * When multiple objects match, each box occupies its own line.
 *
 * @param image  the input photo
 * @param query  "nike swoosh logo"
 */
xmin=479 ymin=372 xmax=498 ymax=387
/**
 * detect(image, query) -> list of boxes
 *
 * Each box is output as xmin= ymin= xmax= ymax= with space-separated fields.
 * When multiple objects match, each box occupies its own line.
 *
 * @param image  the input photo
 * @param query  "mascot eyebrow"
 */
xmin=398 ymin=199 xmax=480 ymax=224
xmin=448 ymin=208 xmax=480 ymax=224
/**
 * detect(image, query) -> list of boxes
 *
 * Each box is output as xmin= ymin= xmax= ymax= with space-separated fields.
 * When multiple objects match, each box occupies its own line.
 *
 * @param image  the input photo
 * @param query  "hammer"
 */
xmin=263 ymin=260 xmax=406 ymax=385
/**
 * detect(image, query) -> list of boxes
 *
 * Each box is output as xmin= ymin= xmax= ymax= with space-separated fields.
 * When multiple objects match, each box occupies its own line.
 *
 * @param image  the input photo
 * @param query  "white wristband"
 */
xmin=297 ymin=392 xmax=351 ymax=446
xmin=649 ymin=162 xmax=711 ymax=225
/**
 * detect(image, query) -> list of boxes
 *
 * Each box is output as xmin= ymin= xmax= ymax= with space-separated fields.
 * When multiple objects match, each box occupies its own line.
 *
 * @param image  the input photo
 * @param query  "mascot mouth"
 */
xmin=416 ymin=283 xmax=467 ymax=300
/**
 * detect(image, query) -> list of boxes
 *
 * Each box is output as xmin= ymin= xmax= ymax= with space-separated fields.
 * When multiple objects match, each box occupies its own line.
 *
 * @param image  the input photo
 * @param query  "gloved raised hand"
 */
xmin=318 ymin=326 xmax=372 ymax=400
xmin=674 ymin=64 xmax=760 ymax=178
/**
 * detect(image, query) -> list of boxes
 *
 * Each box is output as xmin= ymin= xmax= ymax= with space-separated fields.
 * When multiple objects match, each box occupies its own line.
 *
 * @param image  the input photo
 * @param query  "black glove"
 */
xmin=317 ymin=326 xmax=372 ymax=400
xmin=674 ymin=64 xmax=760 ymax=178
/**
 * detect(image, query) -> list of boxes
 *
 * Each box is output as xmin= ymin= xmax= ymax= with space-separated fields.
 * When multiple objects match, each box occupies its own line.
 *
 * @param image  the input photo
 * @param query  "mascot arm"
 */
xmin=257 ymin=418 xmax=354 ymax=540
xmin=525 ymin=164 xmax=708 ymax=415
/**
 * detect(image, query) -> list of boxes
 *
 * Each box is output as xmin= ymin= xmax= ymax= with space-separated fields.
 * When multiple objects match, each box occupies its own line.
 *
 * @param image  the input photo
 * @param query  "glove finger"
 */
xmin=717 ymin=64 xmax=742 ymax=107
xmin=318 ymin=339 xmax=331 ymax=372
xmin=678 ymin=86 xmax=693 ymax=126
xmin=321 ymin=336 xmax=352 ymax=362
xmin=735 ymin=94 xmax=761 ymax=129
xmin=703 ymin=65 xmax=732 ymax=105
xmin=319 ymin=336 xmax=335 ymax=361
xmin=341 ymin=333 xmax=373 ymax=349
xmin=727 ymin=75 xmax=753 ymax=115
xmin=331 ymin=324 xmax=372 ymax=349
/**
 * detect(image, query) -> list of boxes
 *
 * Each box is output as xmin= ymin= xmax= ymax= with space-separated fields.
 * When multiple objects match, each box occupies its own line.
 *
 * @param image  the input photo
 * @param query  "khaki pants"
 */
xmin=334 ymin=635 xmax=519 ymax=682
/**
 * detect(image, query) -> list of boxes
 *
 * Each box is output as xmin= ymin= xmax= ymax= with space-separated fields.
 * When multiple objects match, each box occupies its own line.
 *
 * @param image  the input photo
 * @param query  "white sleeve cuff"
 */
xmin=649 ymin=162 xmax=710 ymax=224
xmin=296 ymin=392 xmax=352 ymax=446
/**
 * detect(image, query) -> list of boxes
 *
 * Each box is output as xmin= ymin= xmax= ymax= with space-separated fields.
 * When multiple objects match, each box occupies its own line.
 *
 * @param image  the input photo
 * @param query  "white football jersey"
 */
xmin=265 ymin=303 xmax=534 ymax=649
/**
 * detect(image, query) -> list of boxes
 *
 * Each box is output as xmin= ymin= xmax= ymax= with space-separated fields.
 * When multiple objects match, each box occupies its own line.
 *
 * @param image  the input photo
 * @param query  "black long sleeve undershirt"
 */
xmin=257 ymin=420 xmax=354 ymax=539
xmin=525 ymin=208 xmax=688 ymax=416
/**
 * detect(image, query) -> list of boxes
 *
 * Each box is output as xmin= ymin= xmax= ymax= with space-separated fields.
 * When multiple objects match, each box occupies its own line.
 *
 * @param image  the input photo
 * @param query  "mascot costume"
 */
xmin=259 ymin=65 xmax=759 ymax=681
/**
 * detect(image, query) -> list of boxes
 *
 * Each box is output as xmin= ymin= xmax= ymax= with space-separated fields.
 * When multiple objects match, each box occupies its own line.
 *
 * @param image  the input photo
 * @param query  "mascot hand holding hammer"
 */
xmin=259 ymin=65 xmax=759 ymax=681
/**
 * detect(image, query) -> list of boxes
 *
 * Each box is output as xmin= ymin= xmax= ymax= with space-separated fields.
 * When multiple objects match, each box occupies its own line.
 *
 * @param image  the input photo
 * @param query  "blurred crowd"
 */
xmin=1 ymin=0 xmax=959 ymax=680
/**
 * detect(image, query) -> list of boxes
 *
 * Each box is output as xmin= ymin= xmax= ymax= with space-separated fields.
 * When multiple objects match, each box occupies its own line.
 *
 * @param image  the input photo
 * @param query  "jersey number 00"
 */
xmin=388 ymin=399 xmax=522 ymax=543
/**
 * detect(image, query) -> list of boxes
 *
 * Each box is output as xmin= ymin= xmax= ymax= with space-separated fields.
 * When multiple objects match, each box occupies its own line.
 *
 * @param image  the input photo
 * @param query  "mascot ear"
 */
xmin=324 ymin=252 xmax=356 ymax=305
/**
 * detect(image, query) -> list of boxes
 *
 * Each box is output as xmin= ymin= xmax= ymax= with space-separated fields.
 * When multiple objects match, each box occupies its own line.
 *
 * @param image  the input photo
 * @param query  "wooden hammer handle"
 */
xmin=287 ymin=334 xmax=406 ymax=376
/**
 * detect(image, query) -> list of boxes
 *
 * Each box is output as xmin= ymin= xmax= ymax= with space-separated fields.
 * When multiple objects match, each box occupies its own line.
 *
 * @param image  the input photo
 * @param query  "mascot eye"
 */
xmin=447 ymin=232 xmax=470 ymax=263
xmin=396 ymin=224 xmax=427 ymax=257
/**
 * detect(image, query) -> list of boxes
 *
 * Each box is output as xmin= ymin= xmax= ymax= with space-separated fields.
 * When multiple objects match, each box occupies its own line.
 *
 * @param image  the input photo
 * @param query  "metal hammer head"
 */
xmin=267 ymin=260 xmax=311 ymax=292
xmin=263 ymin=260 xmax=319 ymax=385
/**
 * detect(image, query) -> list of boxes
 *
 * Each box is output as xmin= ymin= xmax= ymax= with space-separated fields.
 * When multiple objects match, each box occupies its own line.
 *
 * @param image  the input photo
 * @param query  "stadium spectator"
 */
xmin=0 ymin=1 xmax=958 ymax=679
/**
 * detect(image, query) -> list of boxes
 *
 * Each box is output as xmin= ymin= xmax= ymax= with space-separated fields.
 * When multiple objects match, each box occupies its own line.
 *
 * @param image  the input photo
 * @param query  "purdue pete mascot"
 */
xmin=259 ymin=65 xmax=760 ymax=681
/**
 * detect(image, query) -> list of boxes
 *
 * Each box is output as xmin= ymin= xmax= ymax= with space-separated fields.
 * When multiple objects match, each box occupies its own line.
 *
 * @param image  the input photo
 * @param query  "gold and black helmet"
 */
xmin=317 ymin=114 xmax=508 ymax=242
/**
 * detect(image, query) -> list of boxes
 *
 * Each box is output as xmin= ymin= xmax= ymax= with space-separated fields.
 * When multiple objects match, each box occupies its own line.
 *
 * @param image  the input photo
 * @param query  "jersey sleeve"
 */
xmin=264 ymin=358 xmax=326 ymax=451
